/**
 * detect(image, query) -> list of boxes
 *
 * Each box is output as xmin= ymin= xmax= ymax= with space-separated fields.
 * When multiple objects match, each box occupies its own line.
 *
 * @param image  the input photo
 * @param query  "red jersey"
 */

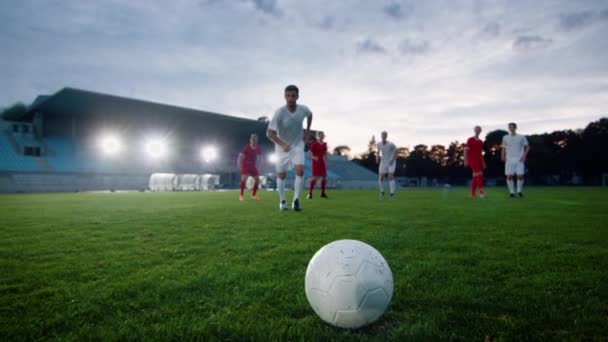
xmin=310 ymin=141 xmax=327 ymax=165
xmin=465 ymin=137 xmax=484 ymax=168
xmin=241 ymin=144 xmax=261 ymax=169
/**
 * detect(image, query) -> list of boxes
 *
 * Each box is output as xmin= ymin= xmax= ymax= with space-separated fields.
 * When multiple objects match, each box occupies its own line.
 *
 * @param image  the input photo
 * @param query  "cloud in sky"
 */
xmin=1 ymin=0 xmax=607 ymax=154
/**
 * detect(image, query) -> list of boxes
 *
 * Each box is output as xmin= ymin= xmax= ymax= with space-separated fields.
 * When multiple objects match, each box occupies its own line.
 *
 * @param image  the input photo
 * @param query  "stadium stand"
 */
xmin=0 ymin=87 xmax=378 ymax=192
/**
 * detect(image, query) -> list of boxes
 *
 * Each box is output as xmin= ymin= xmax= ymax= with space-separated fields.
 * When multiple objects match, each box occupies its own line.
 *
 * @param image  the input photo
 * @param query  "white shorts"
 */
xmin=505 ymin=160 xmax=525 ymax=176
xmin=379 ymin=161 xmax=396 ymax=175
xmin=276 ymin=142 xmax=305 ymax=173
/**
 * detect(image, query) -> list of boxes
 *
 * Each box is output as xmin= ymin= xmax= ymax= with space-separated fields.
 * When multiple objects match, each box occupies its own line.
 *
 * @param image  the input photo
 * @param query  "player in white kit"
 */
xmin=267 ymin=85 xmax=313 ymax=211
xmin=501 ymin=122 xmax=530 ymax=198
xmin=376 ymin=131 xmax=398 ymax=199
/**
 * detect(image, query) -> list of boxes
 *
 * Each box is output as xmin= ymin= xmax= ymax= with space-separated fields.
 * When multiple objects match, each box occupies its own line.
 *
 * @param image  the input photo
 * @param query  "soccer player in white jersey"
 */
xmin=501 ymin=122 xmax=530 ymax=198
xmin=267 ymin=85 xmax=313 ymax=211
xmin=376 ymin=131 xmax=398 ymax=199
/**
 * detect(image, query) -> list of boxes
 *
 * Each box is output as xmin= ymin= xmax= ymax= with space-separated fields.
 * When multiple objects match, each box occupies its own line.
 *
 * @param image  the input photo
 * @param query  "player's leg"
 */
xmin=239 ymin=173 xmax=248 ymax=201
xmin=277 ymin=172 xmax=288 ymax=209
xmin=320 ymin=175 xmax=327 ymax=198
xmin=252 ymin=175 xmax=260 ymax=199
xmin=516 ymin=162 xmax=525 ymax=197
xmin=378 ymin=163 xmax=387 ymax=198
xmin=293 ymin=164 xmax=305 ymax=211
xmin=477 ymin=171 xmax=485 ymax=197
xmin=388 ymin=173 xmax=396 ymax=198
xmin=292 ymin=146 xmax=305 ymax=211
xmin=388 ymin=162 xmax=396 ymax=198
xmin=505 ymin=161 xmax=516 ymax=196
xmin=276 ymin=150 xmax=290 ymax=210
xmin=308 ymin=176 xmax=317 ymax=199
xmin=470 ymin=170 xmax=478 ymax=197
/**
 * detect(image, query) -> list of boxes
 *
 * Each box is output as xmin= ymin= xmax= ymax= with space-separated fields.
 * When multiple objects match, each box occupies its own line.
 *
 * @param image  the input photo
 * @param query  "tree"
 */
xmin=484 ymin=129 xmax=508 ymax=178
xmin=352 ymin=136 xmax=379 ymax=172
xmin=1 ymin=102 xmax=28 ymax=120
xmin=581 ymin=118 xmax=608 ymax=181
xmin=333 ymin=145 xmax=351 ymax=156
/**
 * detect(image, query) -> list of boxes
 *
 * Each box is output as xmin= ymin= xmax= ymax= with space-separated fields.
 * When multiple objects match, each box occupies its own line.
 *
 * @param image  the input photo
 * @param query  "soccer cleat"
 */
xmin=239 ymin=194 xmax=244 ymax=201
xmin=380 ymin=191 xmax=385 ymax=200
xmin=292 ymin=198 xmax=302 ymax=212
xmin=509 ymin=193 xmax=515 ymax=198
xmin=321 ymin=193 xmax=328 ymax=199
xmin=390 ymin=193 xmax=395 ymax=199
xmin=479 ymin=193 xmax=486 ymax=199
xmin=518 ymin=192 xmax=524 ymax=198
xmin=307 ymin=193 xmax=312 ymax=200
xmin=251 ymin=194 xmax=260 ymax=201
xmin=280 ymin=200 xmax=289 ymax=211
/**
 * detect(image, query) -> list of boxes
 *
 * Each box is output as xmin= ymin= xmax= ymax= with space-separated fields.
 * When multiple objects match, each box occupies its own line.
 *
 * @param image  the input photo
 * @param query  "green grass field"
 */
xmin=1 ymin=188 xmax=607 ymax=340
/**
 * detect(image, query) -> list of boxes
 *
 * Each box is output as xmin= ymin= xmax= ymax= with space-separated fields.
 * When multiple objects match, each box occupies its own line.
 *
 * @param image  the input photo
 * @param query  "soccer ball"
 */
xmin=304 ymin=239 xmax=393 ymax=329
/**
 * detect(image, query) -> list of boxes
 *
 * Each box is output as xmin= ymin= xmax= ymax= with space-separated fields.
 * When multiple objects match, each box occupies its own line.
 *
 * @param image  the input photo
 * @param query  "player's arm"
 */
xmin=390 ymin=149 xmax=397 ymax=165
xmin=308 ymin=150 xmax=318 ymax=161
xmin=463 ymin=144 xmax=469 ymax=167
xmin=304 ymin=111 xmax=313 ymax=143
xmin=522 ymin=142 xmax=530 ymax=162
xmin=237 ymin=153 xmax=244 ymax=170
xmin=257 ymin=153 xmax=263 ymax=170
xmin=267 ymin=129 xmax=290 ymax=152
xmin=501 ymin=137 xmax=506 ymax=162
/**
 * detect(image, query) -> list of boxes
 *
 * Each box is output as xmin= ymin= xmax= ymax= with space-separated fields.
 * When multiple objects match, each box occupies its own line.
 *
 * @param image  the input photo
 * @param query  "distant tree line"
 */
xmin=349 ymin=117 xmax=608 ymax=185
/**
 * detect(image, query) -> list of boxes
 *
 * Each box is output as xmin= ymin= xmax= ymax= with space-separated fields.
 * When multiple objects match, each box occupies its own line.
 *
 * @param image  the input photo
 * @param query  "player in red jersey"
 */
xmin=307 ymin=131 xmax=328 ymax=199
xmin=237 ymin=133 xmax=262 ymax=201
xmin=464 ymin=126 xmax=486 ymax=198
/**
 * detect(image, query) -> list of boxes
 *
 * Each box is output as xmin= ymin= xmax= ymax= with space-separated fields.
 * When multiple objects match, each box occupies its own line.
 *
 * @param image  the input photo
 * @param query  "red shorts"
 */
xmin=312 ymin=162 xmax=326 ymax=177
xmin=241 ymin=166 xmax=259 ymax=177
xmin=469 ymin=160 xmax=483 ymax=173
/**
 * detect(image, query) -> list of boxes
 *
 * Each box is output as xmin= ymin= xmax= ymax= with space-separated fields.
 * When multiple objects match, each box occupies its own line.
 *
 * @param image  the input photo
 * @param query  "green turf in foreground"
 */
xmin=0 ymin=188 xmax=607 ymax=340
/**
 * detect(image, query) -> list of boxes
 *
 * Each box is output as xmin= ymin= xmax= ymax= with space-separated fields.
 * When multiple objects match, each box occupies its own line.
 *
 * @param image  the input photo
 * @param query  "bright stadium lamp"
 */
xmin=268 ymin=153 xmax=278 ymax=164
xmin=99 ymin=135 xmax=121 ymax=156
xmin=201 ymin=145 xmax=218 ymax=163
xmin=145 ymin=138 xmax=168 ymax=160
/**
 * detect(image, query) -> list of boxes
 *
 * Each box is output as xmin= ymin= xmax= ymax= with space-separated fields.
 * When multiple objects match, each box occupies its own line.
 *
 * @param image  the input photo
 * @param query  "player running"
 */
xmin=501 ymin=122 xmax=530 ymax=198
xmin=267 ymin=85 xmax=313 ymax=212
xmin=464 ymin=126 xmax=486 ymax=198
xmin=237 ymin=133 xmax=262 ymax=201
xmin=376 ymin=131 xmax=397 ymax=199
xmin=307 ymin=131 xmax=328 ymax=199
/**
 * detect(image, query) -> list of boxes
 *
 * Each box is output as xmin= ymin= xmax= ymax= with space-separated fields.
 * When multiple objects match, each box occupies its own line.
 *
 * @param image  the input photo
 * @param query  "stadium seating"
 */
xmin=44 ymin=137 xmax=112 ymax=173
xmin=0 ymin=132 xmax=39 ymax=172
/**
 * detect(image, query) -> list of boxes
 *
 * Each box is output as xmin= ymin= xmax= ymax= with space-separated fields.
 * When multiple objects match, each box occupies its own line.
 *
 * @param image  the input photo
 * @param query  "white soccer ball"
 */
xmin=305 ymin=239 xmax=393 ymax=329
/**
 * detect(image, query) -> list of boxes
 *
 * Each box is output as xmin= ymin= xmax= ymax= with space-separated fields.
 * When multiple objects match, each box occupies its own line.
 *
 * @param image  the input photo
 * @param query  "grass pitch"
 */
xmin=1 ymin=187 xmax=607 ymax=340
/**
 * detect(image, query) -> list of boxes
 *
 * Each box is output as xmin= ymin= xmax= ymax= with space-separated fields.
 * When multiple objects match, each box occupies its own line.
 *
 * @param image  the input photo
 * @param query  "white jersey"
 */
xmin=502 ymin=134 xmax=529 ymax=161
xmin=268 ymin=104 xmax=312 ymax=148
xmin=377 ymin=141 xmax=397 ymax=164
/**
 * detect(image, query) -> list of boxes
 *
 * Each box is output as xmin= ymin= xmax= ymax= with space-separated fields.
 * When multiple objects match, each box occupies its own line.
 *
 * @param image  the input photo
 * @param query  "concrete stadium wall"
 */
xmin=0 ymin=172 xmax=150 ymax=193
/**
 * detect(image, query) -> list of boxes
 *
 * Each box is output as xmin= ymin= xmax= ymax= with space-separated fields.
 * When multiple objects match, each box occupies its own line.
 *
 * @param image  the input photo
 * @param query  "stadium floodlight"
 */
xmin=201 ymin=145 xmax=218 ymax=163
xmin=145 ymin=138 xmax=168 ymax=160
xmin=268 ymin=153 xmax=278 ymax=164
xmin=99 ymin=134 xmax=121 ymax=156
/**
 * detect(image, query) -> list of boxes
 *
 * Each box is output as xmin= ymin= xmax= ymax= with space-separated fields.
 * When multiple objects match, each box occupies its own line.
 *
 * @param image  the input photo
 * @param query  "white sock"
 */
xmin=293 ymin=176 xmax=303 ymax=202
xmin=389 ymin=180 xmax=396 ymax=194
xmin=507 ymin=179 xmax=515 ymax=194
xmin=379 ymin=180 xmax=385 ymax=193
xmin=277 ymin=178 xmax=286 ymax=202
xmin=517 ymin=179 xmax=524 ymax=193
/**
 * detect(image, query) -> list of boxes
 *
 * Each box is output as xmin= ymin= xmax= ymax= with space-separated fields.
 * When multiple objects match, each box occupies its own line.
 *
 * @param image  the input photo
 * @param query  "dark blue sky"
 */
xmin=1 ymin=0 xmax=607 ymax=152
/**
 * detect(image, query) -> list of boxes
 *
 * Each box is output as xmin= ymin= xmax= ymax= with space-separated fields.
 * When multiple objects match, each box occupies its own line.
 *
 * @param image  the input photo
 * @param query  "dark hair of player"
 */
xmin=285 ymin=85 xmax=299 ymax=94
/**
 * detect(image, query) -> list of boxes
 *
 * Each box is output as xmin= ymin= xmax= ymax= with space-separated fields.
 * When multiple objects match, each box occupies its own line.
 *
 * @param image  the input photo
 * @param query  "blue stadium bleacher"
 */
xmin=0 ymin=133 xmax=40 ymax=172
xmin=44 ymin=136 xmax=113 ymax=173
